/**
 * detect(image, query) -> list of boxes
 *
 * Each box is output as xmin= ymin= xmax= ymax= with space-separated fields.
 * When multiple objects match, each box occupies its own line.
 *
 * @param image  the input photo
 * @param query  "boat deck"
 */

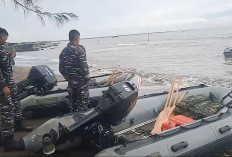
xmin=121 ymin=120 xmax=155 ymax=141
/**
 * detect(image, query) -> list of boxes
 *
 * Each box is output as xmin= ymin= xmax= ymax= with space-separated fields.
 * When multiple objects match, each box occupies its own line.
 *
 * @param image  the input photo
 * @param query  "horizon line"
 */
xmin=11 ymin=25 xmax=230 ymax=43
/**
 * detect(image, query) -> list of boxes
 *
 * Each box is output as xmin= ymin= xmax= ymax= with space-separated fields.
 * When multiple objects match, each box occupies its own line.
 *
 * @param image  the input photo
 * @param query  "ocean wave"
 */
xmin=16 ymin=56 xmax=44 ymax=60
xmin=216 ymin=35 xmax=232 ymax=39
xmin=51 ymin=59 xmax=59 ymax=63
xmin=89 ymin=65 xmax=232 ymax=90
xmin=118 ymin=42 xmax=158 ymax=47
xmin=16 ymin=55 xmax=59 ymax=63
xmin=118 ymin=43 xmax=137 ymax=46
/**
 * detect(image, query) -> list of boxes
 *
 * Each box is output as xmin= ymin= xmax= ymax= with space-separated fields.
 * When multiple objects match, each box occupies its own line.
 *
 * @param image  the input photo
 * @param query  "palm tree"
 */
xmin=1 ymin=0 xmax=78 ymax=26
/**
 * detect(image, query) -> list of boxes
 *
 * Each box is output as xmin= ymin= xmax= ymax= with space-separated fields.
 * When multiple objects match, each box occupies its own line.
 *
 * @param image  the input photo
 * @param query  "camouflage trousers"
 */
xmin=0 ymin=79 xmax=23 ymax=138
xmin=8 ymin=79 xmax=23 ymax=121
xmin=67 ymin=82 xmax=90 ymax=112
xmin=0 ymin=95 xmax=15 ymax=138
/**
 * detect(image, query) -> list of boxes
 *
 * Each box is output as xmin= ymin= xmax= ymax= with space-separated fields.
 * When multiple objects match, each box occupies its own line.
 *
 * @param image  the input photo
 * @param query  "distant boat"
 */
xmin=223 ymin=47 xmax=232 ymax=62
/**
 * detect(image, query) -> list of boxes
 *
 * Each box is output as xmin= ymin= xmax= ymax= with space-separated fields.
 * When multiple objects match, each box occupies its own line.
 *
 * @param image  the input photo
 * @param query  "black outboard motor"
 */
xmin=68 ymin=81 xmax=138 ymax=131
xmin=34 ymin=81 xmax=138 ymax=155
xmin=17 ymin=65 xmax=57 ymax=100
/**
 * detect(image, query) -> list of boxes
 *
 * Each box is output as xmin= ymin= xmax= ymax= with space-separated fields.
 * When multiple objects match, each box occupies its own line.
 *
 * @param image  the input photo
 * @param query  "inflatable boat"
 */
xmin=21 ymin=81 xmax=140 ymax=154
xmin=22 ymin=83 xmax=232 ymax=156
xmin=96 ymin=85 xmax=232 ymax=157
xmin=21 ymin=82 xmax=231 ymax=157
xmin=17 ymin=65 xmax=141 ymax=118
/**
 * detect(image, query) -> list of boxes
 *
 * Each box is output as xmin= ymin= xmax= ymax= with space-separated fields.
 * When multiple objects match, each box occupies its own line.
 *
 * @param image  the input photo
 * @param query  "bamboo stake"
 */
xmin=147 ymin=24 xmax=150 ymax=43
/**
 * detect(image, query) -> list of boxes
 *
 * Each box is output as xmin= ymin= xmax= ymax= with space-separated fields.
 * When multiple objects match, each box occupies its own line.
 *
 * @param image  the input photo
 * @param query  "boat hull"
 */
xmin=20 ymin=73 xmax=141 ymax=118
xmin=96 ymin=86 xmax=232 ymax=156
xmin=23 ymin=85 xmax=214 ymax=154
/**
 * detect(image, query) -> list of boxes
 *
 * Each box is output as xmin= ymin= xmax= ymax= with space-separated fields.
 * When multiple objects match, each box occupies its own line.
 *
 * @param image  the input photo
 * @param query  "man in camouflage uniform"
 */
xmin=59 ymin=30 xmax=90 ymax=112
xmin=0 ymin=28 xmax=32 ymax=151
xmin=4 ymin=43 xmax=16 ymax=66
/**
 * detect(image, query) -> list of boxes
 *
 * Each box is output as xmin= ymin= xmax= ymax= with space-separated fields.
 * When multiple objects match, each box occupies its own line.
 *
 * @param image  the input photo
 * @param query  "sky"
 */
xmin=1 ymin=0 xmax=232 ymax=42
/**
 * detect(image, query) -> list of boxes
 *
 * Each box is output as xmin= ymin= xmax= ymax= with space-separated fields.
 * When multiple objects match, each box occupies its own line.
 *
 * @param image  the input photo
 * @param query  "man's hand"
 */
xmin=3 ymin=86 xmax=11 ymax=96
xmin=10 ymin=51 xmax=16 ymax=58
xmin=86 ymin=77 xmax=91 ymax=84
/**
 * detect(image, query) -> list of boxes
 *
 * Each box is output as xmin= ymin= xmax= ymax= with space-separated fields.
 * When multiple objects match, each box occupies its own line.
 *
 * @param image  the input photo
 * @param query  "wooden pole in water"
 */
xmin=147 ymin=24 xmax=150 ymax=43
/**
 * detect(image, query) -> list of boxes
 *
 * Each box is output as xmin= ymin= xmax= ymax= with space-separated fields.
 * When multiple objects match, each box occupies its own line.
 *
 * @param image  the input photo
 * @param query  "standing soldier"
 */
xmin=0 ymin=28 xmax=32 ymax=151
xmin=59 ymin=30 xmax=90 ymax=112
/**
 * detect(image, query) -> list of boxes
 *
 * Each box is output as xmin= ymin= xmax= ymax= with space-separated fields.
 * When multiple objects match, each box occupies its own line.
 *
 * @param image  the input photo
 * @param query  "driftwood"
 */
xmin=107 ymin=68 xmax=122 ymax=84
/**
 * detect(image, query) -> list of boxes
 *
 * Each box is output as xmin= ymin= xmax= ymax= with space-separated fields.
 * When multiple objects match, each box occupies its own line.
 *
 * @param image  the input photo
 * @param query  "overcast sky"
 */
xmin=1 ymin=0 xmax=232 ymax=42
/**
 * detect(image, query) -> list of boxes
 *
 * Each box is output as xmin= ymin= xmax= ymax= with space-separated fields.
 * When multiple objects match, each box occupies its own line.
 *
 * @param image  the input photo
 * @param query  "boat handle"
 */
xmin=171 ymin=141 xmax=189 ymax=152
xmin=219 ymin=125 xmax=231 ymax=134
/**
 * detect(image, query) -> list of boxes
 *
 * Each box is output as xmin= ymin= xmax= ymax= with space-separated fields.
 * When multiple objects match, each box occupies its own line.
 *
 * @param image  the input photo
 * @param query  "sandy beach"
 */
xmin=12 ymin=66 xmax=65 ymax=83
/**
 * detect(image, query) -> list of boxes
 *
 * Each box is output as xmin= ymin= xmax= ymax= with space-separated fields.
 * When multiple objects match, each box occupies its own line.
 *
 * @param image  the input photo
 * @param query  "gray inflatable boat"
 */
xmin=22 ymin=82 xmax=230 ymax=157
xmin=22 ymin=83 xmax=232 ymax=157
xmin=22 ymin=81 xmax=142 ymax=154
xmin=18 ymin=66 xmax=141 ymax=118
xmin=96 ymin=85 xmax=232 ymax=157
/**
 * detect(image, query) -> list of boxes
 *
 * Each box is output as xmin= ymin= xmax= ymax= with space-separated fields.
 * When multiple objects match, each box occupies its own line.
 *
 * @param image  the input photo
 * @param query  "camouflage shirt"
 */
xmin=0 ymin=45 xmax=13 ymax=91
xmin=59 ymin=43 xmax=89 ymax=81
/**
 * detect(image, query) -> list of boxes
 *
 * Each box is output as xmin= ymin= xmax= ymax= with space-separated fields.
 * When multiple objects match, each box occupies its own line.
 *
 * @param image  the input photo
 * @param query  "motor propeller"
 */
xmin=42 ymin=134 xmax=56 ymax=155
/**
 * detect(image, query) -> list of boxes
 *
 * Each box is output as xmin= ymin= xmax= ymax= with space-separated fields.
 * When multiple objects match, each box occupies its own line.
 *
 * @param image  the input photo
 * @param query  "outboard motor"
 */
xmin=22 ymin=81 xmax=138 ymax=155
xmin=68 ymin=81 xmax=138 ymax=131
xmin=17 ymin=65 xmax=57 ymax=100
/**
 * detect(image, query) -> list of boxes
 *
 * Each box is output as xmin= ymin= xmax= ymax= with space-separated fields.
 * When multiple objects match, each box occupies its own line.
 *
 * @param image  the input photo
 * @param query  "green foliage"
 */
xmin=1 ymin=0 xmax=78 ymax=26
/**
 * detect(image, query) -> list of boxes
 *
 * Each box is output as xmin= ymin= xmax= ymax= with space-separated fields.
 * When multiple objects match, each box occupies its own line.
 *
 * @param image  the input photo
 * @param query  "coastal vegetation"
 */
xmin=1 ymin=0 xmax=78 ymax=26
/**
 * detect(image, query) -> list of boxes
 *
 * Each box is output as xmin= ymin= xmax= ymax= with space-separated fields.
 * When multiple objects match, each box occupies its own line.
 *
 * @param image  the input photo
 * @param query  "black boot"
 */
xmin=15 ymin=120 xmax=32 ymax=131
xmin=4 ymin=135 xmax=23 ymax=151
xmin=0 ymin=139 xmax=3 ymax=147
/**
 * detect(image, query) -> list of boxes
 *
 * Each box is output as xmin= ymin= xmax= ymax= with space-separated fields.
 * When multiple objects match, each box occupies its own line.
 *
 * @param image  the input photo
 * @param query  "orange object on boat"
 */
xmin=161 ymin=115 xmax=194 ymax=131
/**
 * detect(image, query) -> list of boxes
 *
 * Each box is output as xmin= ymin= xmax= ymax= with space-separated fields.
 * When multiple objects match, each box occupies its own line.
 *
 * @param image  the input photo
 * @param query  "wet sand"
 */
xmin=12 ymin=66 xmax=65 ymax=82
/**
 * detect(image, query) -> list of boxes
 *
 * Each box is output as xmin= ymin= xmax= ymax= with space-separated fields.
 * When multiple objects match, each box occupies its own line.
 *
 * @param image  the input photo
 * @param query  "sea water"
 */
xmin=15 ymin=26 xmax=232 ymax=93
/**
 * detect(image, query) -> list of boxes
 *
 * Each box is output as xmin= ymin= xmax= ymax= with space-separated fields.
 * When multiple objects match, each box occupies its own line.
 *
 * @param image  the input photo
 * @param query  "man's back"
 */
xmin=59 ymin=43 xmax=89 ymax=81
xmin=59 ymin=29 xmax=90 ymax=111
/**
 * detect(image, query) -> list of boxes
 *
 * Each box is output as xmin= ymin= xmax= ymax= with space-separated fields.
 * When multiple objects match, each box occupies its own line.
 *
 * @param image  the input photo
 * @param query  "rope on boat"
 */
xmin=115 ymin=118 xmax=156 ymax=136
